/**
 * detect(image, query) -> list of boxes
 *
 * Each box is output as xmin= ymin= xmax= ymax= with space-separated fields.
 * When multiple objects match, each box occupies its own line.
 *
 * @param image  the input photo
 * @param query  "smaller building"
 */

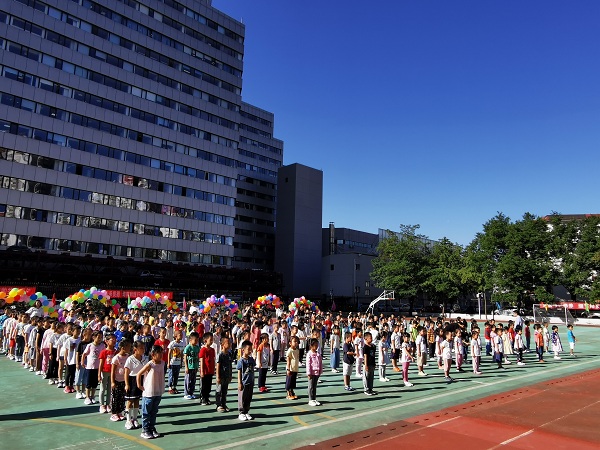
xmin=321 ymin=224 xmax=382 ymax=311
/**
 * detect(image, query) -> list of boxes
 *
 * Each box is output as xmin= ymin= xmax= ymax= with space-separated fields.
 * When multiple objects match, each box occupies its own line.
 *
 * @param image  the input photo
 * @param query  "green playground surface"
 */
xmin=1 ymin=326 xmax=599 ymax=450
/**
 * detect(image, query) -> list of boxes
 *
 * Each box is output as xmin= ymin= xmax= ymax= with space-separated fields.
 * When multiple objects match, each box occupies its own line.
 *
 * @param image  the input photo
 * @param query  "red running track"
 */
xmin=300 ymin=368 xmax=600 ymax=450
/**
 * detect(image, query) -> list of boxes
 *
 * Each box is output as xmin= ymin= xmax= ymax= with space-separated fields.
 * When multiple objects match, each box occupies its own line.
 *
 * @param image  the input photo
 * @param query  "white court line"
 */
xmin=498 ymin=429 xmax=534 ymax=446
xmin=487 ymin=399 xmax=600 ymax=449
xmin=207 ymin=357 xmax=600 ymax=450
xmin=427 ymin=416 xmax=460 ymax=427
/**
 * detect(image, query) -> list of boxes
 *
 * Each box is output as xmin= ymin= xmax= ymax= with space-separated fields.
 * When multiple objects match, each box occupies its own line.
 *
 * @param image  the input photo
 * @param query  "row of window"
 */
xmin=0 ymin=148 xmax=236 ymax=207
xmin=238 ymin=149 xmax=281 ymax=168
xmin=234 ymin=201 xmax=274 ymax=215
xmin=237 ymin=176 xmax=277 ymax=191
xmin=236 ymin=188 xmax=276 ymax=202
xmin=0 ymin=65 xmax=278 ymax=180
xmin=235 ymin=228 xmax=274 ymax=240
xmin=0 ymin=233 xmax=232 ymax=265
xmin=116 ymin=0 xmax=244 ymax=43
xmin=0 ymin=45 xmax=239 ymax=133
xmin=0 ymin=175 xmax=235 ymax=225
xmin=0 ymin=204 xmax=233 ymax=245
xmin=239 ymin=123 xmax=271 ymax=139
xmin=16 ymin=0 xmax=242 ymax=70
xmin=233 ymin=242 xmax=271 ymax=253
xmin=1 ymin=11 xmax=241 ymax=112
xmin=240 ymin=136 xmax=282 ymax=156
xmin=235 ymin=214 xmax=275 ymax=228
xmin=75 ymin=0 xmax=243 ymax=60
xmin=240 ymin=110 xmax=272 ymax=128
xmin=0 ymin=113 xmax=277 ymax=186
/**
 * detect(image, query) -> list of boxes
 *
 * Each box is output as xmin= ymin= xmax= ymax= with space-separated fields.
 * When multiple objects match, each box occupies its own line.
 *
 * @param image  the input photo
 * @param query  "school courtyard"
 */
xmin=1 ymin=325 xmax=599 ymax=450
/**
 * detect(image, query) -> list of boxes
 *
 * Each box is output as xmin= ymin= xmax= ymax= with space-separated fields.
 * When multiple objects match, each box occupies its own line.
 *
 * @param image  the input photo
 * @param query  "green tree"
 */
xmin=423 ymin=237 xmax=465 ymax=313
xmin=552 ymin=215 xmax=600 ymax=303
xmin=371 ymin=225 xmax=431 ymax=313
xmin=462 ymin=213 xmax=512 ymax=308
xmin=494 ymin=213 xmax=556 ymax=306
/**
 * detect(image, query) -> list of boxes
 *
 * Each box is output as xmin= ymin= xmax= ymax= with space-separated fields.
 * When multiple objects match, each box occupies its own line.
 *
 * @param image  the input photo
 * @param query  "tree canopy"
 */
xmin=371 ymin=213 xmax=600 ymax=307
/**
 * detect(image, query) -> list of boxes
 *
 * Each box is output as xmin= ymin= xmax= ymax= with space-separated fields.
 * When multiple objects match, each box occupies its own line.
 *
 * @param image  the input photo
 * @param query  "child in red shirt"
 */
xmin=154 ymin=327 xmax=170 ymax=375
xmin=199 ymin=332 xmax=216 ymax=406
xmin=98 ymin=334 xmax=117 ymax=413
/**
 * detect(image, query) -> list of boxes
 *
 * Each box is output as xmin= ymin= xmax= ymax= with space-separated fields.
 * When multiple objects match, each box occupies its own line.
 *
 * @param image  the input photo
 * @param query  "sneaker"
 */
xmin=125 ymin=421 xmax=134 ymax=430
xmin=140 ymin=431 xmax=154 ymax=440
xmin=151 ymin=429 xmax=161 ymax=438
xmin=504 ymin=360 xmax=512 ymax=365
xmin=554 ymin=356 xmax=561 ymax=360
xmin=239 ymin=413 xmax=248 ymax=421
xmin=184 ymin=395 xmax=194 ymax=400
xmin=24 ymin=364 xmax=29 ymax=369
xmin=77 ymin=392 xmax=85 ymax=399
xmin=456 ymin=368 xmax=465 ymax=373
xmin=217 ymin=406 xmax=226 ymax=412
xmin=517 ymin=362 xmax=525 ymax=366
xmin=224 ymin=407 xmax=230 ymax=412
xmin=308 ymin=400 xmax=318 ymax=406
xmin=90 ymin=398 xmax=97 ymax=405
xmin=245 ymin=413 xmax=253 ymax=420
xmin=63 ymin=387 xmax=70 ymax=394
xmin=48 ymin=380 xmax=55 ymax=385
xmin=404 ymin=382 xmax=414 ymax=387
xmin=133 ymin=420 xmax=140 ymax=429
xmin=84 ymin=398 xmax=92 ymax=405
xmin=475 ymin=371 xmax=483 ymax=375
xmin=444 ymin=376 xmax=453 ymax=383
xmin=169 ymin=389 xmax=176 ymax=395
xmin=110 ymin=414 xmax=120 ymax=422
xmin=418 ymin=372 xmax=428 ymax=377
xmin=106 ymin=406 xmax=112 ymax=413
xmin=99 ymin=405 xmax=107 ymax=414
xmin=346 ymin=386 xmax=355 ymax=391
xmin=200 ymin=400 xmax=209 ymax=406
xmin=365 ymin=391 xmax=374 ymax=396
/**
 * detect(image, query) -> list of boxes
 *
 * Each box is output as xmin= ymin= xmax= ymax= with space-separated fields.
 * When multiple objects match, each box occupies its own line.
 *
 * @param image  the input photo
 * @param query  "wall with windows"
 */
xmin=0 ymin=0 xmax=282 ymax=268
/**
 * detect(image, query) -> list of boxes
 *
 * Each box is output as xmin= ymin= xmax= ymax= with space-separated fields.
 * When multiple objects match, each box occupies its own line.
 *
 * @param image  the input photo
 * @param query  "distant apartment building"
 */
xmin=0 ymin=0 xmax=282 ymax=270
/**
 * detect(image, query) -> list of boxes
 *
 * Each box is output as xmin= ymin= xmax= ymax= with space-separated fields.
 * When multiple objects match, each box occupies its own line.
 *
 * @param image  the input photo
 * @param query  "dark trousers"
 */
xmin=111 ymin=380 xmax=126 ymax=414
xmin=307 ymin=375 xmax=319 ymax=400
xmin=299 ymin=348 xmax=305 ymax=363
xmin=428 ymin=342 xmax=436 ymax=359
xmin=47 ymin=349 xmax=58 ymax=378
xmin=65 ymin=363 xmax=76 ymax=387
xmin=15 ymin=335 xmax=25 ymax=358
xmin=537 ymin=346 xmax=544 ymax=361
xmin=257 ymin=368 xmax=268 ymax=388
xmin=200 ymin=374 xmax=213 ymax=401
xmin=516 ymin=348 xmax=523 ymax=363
xmin=215 ymin=380 xmax=229 ymax=408
xmin=285 ymin=371 xmax=297 ymax=392
xmin=271 ymin=350 xmax=280 ymax=372
xmin=185 ymin=370 xmax=197 ymax=396
xmin=238 ymin=383 xmax=253 ymax=414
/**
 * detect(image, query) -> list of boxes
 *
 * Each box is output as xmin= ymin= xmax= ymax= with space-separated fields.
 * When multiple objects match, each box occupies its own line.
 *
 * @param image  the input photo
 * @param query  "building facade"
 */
xmin=0 ymin=0 xmax=282 ymax=270
xmin=275 ymin=163 xmax=323 ymax=298
xmin=321 ymin=224 xmax=381 ymax=310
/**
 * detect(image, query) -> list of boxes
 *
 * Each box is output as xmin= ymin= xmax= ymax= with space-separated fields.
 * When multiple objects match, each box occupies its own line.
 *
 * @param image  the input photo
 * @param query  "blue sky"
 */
xmin=214 ymin=0 xmax=600 ymax=245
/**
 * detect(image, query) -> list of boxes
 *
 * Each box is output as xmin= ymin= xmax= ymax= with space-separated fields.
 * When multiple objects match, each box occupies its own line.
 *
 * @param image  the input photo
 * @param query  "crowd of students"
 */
xmin=0 ymin=302 xmax=579 ymax=440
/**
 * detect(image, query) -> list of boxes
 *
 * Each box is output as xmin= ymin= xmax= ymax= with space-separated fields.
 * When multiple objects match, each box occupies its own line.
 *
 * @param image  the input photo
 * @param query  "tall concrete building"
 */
xmin=0 ymin=0 xmax=282 ymax=270
xmin=275 ymin=163 xmax=323 ymax=298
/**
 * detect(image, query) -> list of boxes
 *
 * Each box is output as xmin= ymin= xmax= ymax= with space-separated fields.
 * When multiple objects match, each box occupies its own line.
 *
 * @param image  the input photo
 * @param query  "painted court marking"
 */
xmin=487 ymin=398 xmax=600 ymax=449
xmin=31 ymin=418 xmax=162 ymax=450
xmin=207 ymin=357 xmax=600 ymax=450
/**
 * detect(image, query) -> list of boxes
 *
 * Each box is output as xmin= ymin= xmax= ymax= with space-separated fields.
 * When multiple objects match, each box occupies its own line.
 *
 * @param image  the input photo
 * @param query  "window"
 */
xmin=355 ymin=263 xmax=360 ymax=271
xmin=365 ymin=281 xmax=370 ymax=288
xmin=365 ymin=289 xmax=370 ymax=296
xmin=330 ymin=264 xmax=335 ymax=271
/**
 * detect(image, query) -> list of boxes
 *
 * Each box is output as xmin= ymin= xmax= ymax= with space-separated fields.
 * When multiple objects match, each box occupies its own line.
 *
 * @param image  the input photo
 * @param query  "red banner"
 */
xmin=106 ymin=290 xmax=173 ymax=300
xmin=0 ymin=286 xmax=37 ymax=296
xmin=539 ymin=302 xmax=600 ymax=311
